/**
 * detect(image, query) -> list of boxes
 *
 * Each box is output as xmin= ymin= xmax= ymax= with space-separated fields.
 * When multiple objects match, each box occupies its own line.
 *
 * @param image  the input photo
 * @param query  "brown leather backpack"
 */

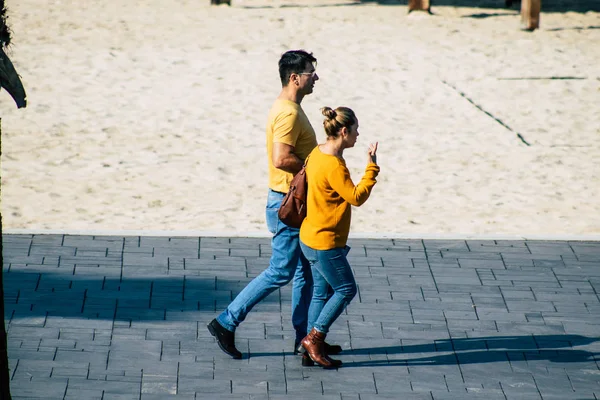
xmin=278 ymin=163 xmax=308 ymax=228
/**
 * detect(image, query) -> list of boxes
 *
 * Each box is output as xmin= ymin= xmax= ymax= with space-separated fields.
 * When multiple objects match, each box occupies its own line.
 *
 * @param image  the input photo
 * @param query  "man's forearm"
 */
xmin=274 ymin=153 xmax=304 ymax=174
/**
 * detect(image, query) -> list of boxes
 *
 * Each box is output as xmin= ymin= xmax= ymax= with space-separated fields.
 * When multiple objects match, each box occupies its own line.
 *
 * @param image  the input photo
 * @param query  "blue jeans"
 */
xmin=217 ymin=189 xmax=313 ymax=342
xmin=300 ymin=242 xmax=356 ymax=334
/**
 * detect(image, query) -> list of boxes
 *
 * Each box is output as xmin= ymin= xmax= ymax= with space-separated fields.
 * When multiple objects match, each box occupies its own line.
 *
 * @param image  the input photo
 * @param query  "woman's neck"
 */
xmin=320 ymin=140 xmax=344 ymax=158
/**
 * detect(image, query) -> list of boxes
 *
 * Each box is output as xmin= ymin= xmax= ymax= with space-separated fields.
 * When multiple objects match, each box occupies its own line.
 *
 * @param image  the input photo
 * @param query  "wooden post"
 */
xmin=408 ymin=0 xmax=431 ymax=14
xmin=521 ymin=0 xmax=541 ymax=31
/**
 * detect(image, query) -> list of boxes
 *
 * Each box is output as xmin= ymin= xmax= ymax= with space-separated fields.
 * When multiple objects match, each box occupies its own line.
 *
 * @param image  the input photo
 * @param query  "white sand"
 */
xmin=1 ymin=0 xmax=599 ymax=236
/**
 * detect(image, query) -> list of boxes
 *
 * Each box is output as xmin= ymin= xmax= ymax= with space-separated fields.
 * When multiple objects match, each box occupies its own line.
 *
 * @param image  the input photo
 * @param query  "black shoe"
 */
xmin=207 ymin=319 xmax=242 ymax=359
xmin=294 ymin=339 xmax=342 ymax=356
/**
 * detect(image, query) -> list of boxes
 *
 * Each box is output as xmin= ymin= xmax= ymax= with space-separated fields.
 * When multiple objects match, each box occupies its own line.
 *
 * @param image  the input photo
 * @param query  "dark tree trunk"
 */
xmin=1 ymin=2 xmax=24 ymax=393
xmin=0 ymin=118 xmax=11 ymax=400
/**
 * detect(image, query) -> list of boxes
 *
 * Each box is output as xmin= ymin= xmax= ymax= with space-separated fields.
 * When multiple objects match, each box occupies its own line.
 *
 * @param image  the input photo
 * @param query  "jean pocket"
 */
xmin=266 ymin=190 xmax=284 ymax=235
xmin=266 ymin=207 xmax=279 ymax=235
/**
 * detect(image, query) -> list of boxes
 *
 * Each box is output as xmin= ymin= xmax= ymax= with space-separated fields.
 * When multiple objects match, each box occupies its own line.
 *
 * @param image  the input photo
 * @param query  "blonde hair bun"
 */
xmin=321 ymin=106 xmax=337 ymax=120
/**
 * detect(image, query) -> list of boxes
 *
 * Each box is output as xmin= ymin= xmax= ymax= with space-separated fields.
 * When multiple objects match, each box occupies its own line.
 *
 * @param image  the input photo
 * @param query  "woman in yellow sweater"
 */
xmin=298 ymin=106 xmax=380 ymax=368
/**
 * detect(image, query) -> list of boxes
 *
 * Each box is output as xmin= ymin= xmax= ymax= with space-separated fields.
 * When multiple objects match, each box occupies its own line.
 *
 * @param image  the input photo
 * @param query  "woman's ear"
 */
xmin=340 ymin=126 xmax=348 ymax=138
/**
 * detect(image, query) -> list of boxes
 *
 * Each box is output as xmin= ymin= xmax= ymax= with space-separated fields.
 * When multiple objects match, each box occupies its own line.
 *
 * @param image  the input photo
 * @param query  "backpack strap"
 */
xmin=302 ymin=153 xmax=311 ymax=168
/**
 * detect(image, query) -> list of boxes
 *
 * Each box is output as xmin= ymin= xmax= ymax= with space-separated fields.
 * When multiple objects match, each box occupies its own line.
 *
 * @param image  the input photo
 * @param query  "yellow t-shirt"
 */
xmin=266 ymin=99 xmax=317 ymax=193
xmin=300 ymin=146 xmax=380 ymax=250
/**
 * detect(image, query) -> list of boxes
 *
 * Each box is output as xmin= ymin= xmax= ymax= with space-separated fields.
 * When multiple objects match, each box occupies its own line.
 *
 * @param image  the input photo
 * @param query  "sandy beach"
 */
xmin=1 ymin=0 xmax=599 ymax=236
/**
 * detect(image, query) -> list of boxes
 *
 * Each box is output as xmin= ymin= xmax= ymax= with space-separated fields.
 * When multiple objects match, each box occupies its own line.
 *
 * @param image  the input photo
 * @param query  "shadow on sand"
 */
xmin=238 ymin=0 xmax=599 ymax=12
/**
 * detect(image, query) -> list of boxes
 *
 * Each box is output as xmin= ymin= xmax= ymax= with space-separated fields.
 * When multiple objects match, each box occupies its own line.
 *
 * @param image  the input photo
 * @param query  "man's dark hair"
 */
xmin=278 ymin=50 xmax=316 ymax=86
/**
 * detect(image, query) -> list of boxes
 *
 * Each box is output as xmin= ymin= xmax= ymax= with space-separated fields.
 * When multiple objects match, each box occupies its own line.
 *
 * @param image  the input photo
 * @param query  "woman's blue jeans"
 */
xmin=300 ymin=242 xmax=357 ymax=334
xmin=217 ymin=189 xmax=312 ymax=342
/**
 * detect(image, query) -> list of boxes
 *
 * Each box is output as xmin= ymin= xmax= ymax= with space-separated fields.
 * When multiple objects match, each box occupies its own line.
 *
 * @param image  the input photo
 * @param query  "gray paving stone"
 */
xmin=360 ymin=394 xmax=432 ymax=400
xmin=141 ymin=377 xmax=177 ymax=394
xmin=64 ymin=388 xmax=105 ymax=400
xmin=10 ymin=378 xmax=68 ymax=398
xmin=527 ymin=242 xmax=575 ymax=255
xmin=423 ymin=240 xmax=469 ymax=251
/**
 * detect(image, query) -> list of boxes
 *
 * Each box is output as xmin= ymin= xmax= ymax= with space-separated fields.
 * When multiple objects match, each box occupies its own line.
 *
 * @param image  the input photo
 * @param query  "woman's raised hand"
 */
xmin=367 ymin=142 xmax=378 ymax=165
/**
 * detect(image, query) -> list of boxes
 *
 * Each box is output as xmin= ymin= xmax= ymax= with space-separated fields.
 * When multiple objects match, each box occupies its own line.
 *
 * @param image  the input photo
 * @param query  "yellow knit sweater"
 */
xmin=300 ymin=146 xmax=380 ymax=250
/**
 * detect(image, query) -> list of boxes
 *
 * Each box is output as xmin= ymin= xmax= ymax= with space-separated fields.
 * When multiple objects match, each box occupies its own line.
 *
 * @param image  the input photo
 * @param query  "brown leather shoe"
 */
xmin=295 ymin=339 xmax=342 ymax=355
xmin=301 ymin=351 xmax=342 ymax=367
xmin=300 ymin=328 xmax=342 ymax=368
xmin=302 ymin=352 xmax=315 ymax=367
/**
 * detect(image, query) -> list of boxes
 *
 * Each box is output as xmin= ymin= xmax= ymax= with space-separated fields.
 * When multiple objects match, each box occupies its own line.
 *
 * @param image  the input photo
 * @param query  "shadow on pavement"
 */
xmin=343 ymin=334 xmax=600 ymax=367
xmin=249 ymin=334 xmax=600 ymax=367
xmin=3 ymin=270 xmax=280 ymax=322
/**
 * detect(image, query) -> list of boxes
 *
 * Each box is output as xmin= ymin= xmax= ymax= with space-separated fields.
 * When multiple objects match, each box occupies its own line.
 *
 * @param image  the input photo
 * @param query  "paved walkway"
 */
xmin=2 ymin=234 xmax=600 ymax=400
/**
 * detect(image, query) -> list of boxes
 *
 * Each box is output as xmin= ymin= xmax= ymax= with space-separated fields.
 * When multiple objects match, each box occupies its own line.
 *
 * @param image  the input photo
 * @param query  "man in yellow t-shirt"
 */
xmin=266 ymin=98 xmax=317 ymax=193
xmin=208 ymin=50 xmax=342 ymax=361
